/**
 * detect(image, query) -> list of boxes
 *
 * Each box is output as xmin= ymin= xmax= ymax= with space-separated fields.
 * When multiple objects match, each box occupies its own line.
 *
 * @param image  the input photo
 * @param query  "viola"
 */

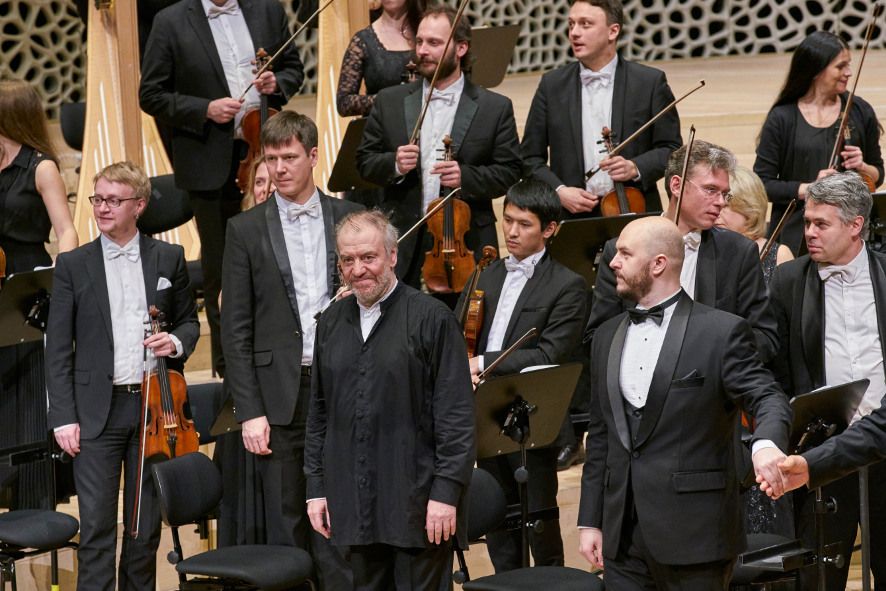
xmin=598 ymin=127 xmax=646 ymax=217
xmin=130 ymin=305 xmax=198 ymax=538
xmin=236 ymin=48 xmax=279 ymax=194
xmin=457 ymin=245 xmax=498 ymax=357
xmin=422 ymin=135 xmax=474 ymax=294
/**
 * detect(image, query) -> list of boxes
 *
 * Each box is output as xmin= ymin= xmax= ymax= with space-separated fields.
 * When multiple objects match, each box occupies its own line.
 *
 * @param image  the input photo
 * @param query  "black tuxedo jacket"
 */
xmin=221 ymin=192 xmax=362 ymax=426
xmin=521 ymin=57 xmax=682 ymax=214
xmin=456 ymin=253 xmax=587 ymax=376
xmin=139 ymin=0 xmax=304 ymax=191
xmin=769 ymin=249 xmax=886 ymax=398
xmin=579 ymin=294 xmax=791 ymax=565
xmin=586 ymin=227 xmax=778 ymax=362
xmin=355 ymin=78 xmax=521 ymax=277
xmin=46 ymin=235 xmax=200 ymax=440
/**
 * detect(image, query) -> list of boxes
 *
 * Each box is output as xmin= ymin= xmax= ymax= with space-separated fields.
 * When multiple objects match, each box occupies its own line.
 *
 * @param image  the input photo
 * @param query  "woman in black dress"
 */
xmin=754 ymin=31 xmax=883 ymax=255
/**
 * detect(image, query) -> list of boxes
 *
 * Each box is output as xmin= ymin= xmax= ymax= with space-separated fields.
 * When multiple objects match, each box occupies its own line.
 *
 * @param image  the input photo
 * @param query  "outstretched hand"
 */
xmin=757 ymin=455 xmax=810 ymax=499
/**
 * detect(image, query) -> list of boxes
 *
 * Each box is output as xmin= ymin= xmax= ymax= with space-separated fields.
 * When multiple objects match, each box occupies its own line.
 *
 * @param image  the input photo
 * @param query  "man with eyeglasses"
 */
xmin=45 ymin=161 xmax=200 ymax=590
xmin=585 ymin=139 xmax=778 ymax=364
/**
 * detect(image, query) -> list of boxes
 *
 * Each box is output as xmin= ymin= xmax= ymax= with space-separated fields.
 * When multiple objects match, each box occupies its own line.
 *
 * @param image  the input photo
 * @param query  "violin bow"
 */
xmin=407 ymin=0 xmax=471 ymax=145
xmin=237 ymin=0 xmax=338 ymax=101
xmin=398 ymin=187 xmax=461 ymax=243
xmin=476 ymin=328 xmax=538 ymax=383
xmin=673 ymin=124 xmax=696 ymax=228
xmin=759 ymin=198 xmax=798 ymax=262
xmin=586 ymin=80 xmax=705 ymax=181
xmin=827 ymin=3 xmax=883 ymax=170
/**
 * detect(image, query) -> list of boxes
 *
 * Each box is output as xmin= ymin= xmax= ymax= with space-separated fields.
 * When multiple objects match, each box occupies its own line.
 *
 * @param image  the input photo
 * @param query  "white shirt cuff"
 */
xmin=54 ymin=423 xmax=77 ymax=433
xmin=306 ymin=497 xmax=326 ymax=504
xmin=169 ymin=334 xmax=183 ymax=358
xmin=478 ymin=355 xmax=485 ymax=372
xmin=751 ymin=439 xmax=778 ymax=456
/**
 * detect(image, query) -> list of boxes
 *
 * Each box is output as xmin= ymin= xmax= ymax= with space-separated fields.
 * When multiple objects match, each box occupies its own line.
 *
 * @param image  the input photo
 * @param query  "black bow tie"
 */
xmin=627 ymin=291 xmax=682 ymax=326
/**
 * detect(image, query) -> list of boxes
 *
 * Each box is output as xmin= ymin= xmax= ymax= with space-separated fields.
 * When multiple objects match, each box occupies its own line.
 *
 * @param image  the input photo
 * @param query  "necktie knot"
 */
xmin=207 ymin=2 xmax=238 ymax=18
xmin=627 ymin=305 xmax=665 ymax=326
xmin=818 ymin=263 xmax=856 ymax=283
xmin=429 ymin=90 xmax=456 ymax=106
xmin=106 ymin=244 xmax=139 ymax=263
xmin=683 ymin=232 xmax=701 ymax=251
xmin=580 ymin=69 xmax=612 ymax=88
xmin=504 ymin=257 xmax=535 ymax=279
xmin=287 ymin=202 xmax=319 ymax=222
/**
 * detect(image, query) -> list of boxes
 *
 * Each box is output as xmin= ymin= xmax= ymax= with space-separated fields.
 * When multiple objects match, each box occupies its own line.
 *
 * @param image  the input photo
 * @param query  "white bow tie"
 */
xmin=683 ymin=232 xmax=701 ymax=252
xmin=504 ymin=257 xmax=535 ymax=279
xmin=580 ymin=69 xmax=612 ymax=88
xmin=818 ymin=264 xmax=857 ymax=284
xmin=429 ymin=90 xmax=457 ymax=106
xmin=287 ymin=202 xmax=320 ymax=222
xmin=106 ymin=244 xmax=140 ymax=263
xmin=207 ymin=2 xmax=238 ymax=19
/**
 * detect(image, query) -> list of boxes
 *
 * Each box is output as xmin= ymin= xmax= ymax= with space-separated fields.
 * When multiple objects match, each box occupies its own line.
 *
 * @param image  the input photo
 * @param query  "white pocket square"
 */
xmin=157 ymin=277 xmax=172 ymax=290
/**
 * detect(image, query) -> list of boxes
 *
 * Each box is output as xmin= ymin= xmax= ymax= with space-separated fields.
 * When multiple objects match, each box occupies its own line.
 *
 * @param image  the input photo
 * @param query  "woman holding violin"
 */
xmin=754 ymin=30 xmax=884 ymax=255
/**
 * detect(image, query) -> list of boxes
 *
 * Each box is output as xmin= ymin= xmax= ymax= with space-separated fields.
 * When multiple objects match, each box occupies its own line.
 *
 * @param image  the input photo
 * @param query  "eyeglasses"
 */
xmin=685 ymin=179 xmax=733 ymax=203
xmin=88 ymin=195 xmax=139 ymax=208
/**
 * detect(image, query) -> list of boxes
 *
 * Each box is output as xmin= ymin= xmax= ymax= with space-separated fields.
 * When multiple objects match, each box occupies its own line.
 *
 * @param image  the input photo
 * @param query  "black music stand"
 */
xmin=470 ymin=25 xmax=520 ymax=89
xmin=0 ymin=268 xmax=53 ymax=347
xmin=328 ymin=118 xmax=379 ymax=193
xmin=474 ymin=363 xmax=582 ymax=568
xmin=868 ymin=191 xmax=886 ymax=253
xmin=547 ymin=213 xmax=656 ymax=286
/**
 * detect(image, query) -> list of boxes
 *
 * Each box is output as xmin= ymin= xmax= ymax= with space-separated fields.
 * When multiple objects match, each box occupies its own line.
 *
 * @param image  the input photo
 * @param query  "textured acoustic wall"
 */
xmin=2 ymin=0 xmax=882 ymax=115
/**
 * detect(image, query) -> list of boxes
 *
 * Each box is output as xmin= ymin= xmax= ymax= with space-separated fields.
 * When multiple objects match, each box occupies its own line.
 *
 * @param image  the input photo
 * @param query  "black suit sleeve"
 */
xmin=767 ymin=264 xmax=795 ymax=395
xmin=356 ymin=91 xmax=402 ymax=186
xmin=584 ymin=239 xmax=623 ymax=343
xmin=753 ymin=108 xmax=802 ymax=207
xmin=167 ymin=244 xmax=201 ymax=358
xmin=265 ymin=2 xmax=304 ymax=101
xmin=733 ymin=236 xmax=779 ymax=363
xmin=459 ymin=97 xmax=521 ymax=202
xmin=632 ymin=70 xmax=680 ymax=193
xmin=578 ymin=327 xmax=609 ymax=528
xmin=520 ymin=74 xmax=563 ymax=190
xmin=45 ymin=253 xmax=78 ymax=429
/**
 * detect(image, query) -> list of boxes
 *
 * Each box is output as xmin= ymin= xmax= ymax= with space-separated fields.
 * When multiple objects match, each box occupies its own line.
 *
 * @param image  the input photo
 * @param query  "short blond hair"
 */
xmin=94 ymin=161 xmax=151 ymax=203
xmin=726 ymin=166 xmax=768 ymax=240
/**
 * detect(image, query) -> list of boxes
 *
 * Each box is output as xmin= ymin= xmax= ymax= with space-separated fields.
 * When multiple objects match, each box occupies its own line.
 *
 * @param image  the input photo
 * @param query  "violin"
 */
xmin=236 ymin=48 xmax=279 ymax=193
xmin=457 ymin=245 xmax=498 ymax=357
xmin=598 ymin=127 xmax=646 ymax=217
xmin=422 ymin=135 xmax=474 ymax=293
xmin=130 ymin=305 xmax=199 ymax=538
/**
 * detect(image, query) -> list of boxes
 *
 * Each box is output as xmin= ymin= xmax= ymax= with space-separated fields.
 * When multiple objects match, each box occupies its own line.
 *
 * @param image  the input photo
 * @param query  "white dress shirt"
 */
xmin=481 ymin=248 xmax=545 ymax=369
xmin=619 ymin=290 xmax=680 ymax=408
xmin=822 ymin=244 xmax=886 ymax=423
xmin=580 ymin=56 xmax=616 ymax=196
xmin=201 ymin=0 xmax=259 ymax=133
xmin=276 ymin=191 xmax=329 ymax=364
xmin=419 ymin=74 xmax=464 ymax=213
xmin=680 ymin=231 xmax=701 ymax=299
xmin=358 ymin=280 xmax=398 ymax=341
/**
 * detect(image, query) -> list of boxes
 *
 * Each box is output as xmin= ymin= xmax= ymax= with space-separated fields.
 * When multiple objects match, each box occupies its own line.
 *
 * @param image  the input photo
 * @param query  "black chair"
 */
xmin=454 ymin=468 xmax=604 ymax=591
xmin=138 ymin=174 xmax=194 ymax=236
xmin=59 ymin=102 xmax=86 ymax=151
xmin=186 ymin=381 xmax=226 ymax=446
xmin=151 ymin=452 xmax=315 ymax=590
xmin=0 ymin=510 xmax=79 ymax=590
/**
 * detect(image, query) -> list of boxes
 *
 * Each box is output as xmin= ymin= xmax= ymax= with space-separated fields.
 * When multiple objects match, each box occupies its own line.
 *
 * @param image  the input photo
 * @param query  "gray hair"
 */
xmin=806 ymin=172 xmax=872 ymax=238
xmin=335 ymin=209 xmax=400 ymax=254
xmin=664 ymin=139 xmax=736 ymax=198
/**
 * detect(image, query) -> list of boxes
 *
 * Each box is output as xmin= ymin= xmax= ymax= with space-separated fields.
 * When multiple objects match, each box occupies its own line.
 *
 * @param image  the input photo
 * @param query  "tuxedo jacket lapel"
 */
xmin=264 ymin=199 xmax=301 ymax=326
xmin=449 ymin=83 xmax=479 ymax=157
xmin=140 ymin=234 xmax=158 ymax=310
xmin=611 ymin=56 xmax=627 ymax=145
xmin=870 ymin=251 xmax=886 ymax=379
xmin=634 ymin=293 xmax=691 ymax=448
xmin=566 ymin=64 xmax=584 ymax=173
xmin=606 ymin=317 xmax=632 ymax=452
xmin=187 ymin=0 xmax=228 ymax=91
xmin=85 ymin=238 xmax=113 ymax=343
xmin=801 ymin=261 xmax=825 ymax=388
xmin=502 ymin=256 xmax=549 ymax=345
xmin=318 ymin=192 xmax=339 ymax=299
xmin=695 ymin=231 xmax=716 ymax=306
xmin=477 ymin=262 xmax=507 ymax=353
xmin=403 ymin=86 xmax=422 ymax=144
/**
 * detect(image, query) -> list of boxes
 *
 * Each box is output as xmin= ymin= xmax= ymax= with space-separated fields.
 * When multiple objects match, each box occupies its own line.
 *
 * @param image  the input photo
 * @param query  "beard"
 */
xmin=353 ymin=268 xmax=395 ymax=308
xmin=615 ymin=262 xmax=654 ymax=303
xmin=419 ymin=49 xmax=459 ymax=81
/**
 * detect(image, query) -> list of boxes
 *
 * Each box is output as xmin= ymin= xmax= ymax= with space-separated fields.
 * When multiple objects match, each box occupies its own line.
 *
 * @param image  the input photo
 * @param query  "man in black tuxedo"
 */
xmin=46 ymin=162 xmax=200 ymax=591
xmin=579 ymin=216 xmax=791 ymax=589
xmin=760 ymin=172 xmax=886 ymax=590
xmin=521 ymin=0 xmax=681 ymax=217
xmin=221 ymin=112 xmax=359 ymax=588
xmin=455 ymin=179 xmax=587 ymax=571
xmin=355 ymin=4 xmax=521 ymax=287
xmin=140 ymin=0 xmax=304 ymax=375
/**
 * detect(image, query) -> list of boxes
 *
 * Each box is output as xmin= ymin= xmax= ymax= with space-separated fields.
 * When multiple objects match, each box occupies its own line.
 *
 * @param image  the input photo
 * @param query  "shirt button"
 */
xmin=358 ymin=455 xmax=366 ymax=463
xmin=356 ymin=410 xmax=364 ymax=419
xmin=632 ymin=451 xmax=640 ymax=458
xmin=359 ymin=367 xmax=366 ymax=375
xmin=361 ymin=345 xmax=368 ymax=352
xmin=360 ymin=477 xmax=368 ymax=486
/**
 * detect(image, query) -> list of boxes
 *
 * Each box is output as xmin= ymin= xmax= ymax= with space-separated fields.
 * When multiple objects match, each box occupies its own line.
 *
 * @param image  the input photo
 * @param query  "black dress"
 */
xmin=0 ymin=145 xmax=59 ymax=509
xmin=336 ymin=26 xmax=414 ymax=117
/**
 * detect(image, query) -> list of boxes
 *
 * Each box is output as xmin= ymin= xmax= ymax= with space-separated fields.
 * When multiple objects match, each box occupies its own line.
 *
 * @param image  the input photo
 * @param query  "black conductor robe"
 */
xmin=304 ymin=282 xmax=475 ymax=549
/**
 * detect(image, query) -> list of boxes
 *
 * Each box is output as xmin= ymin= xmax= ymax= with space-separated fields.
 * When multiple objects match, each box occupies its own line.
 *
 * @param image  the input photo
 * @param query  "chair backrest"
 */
xmin=60 ymin=102 xmax=85 ymax=151
xmin=466 ymin=468 xmax=508 ymax=542
xmin=138 ymin=174 xmax=194 ymax=235
xmin=186 ymin=382 xmax=225 ymax=445
xmin=151 ymin=452 xmax=222 ymax=527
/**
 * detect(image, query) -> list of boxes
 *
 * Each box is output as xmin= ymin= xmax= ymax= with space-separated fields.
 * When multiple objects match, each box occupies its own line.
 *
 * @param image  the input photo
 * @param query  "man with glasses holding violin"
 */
xmin=45 ymin=162 xmax=199 ymax=591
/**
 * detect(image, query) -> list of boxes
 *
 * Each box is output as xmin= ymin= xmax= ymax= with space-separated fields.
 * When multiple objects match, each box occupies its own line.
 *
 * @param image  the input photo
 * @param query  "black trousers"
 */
xmin=604 ymin=509 xmax=735 ymax=591
xmin=477 ymin=446 xmax=564 ymax=571
xmin=254 ymin=371 xmax=352 ymax=590
xmin=349 ymin=542 xmax=453 ymax=591
xmin=73 ymin=390 xmax=160 ymax=591
xmin=795 ymin=460 xmax=886 ymax=590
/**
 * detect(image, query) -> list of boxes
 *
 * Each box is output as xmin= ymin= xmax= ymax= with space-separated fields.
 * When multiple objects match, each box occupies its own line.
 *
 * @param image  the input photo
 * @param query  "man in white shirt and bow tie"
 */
xmin=46 ymin=162 xmax=200 ymax=591
xmin=579 ymin=216 xmax=790 ymax=590
xmin=356 ymin=4 xmax=521 ymax=288
xmin=521 ymin=0 xmax=682 ymax=217
xmin=456 ymin=179 xmax=587 ymax=572
xmin=140 ymin=0 xmax=304 ymax=377
xmin=767 ymin=171 xmax=886 ymax=590
xmin=221 ymin=111 xmax=360 ymax=589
